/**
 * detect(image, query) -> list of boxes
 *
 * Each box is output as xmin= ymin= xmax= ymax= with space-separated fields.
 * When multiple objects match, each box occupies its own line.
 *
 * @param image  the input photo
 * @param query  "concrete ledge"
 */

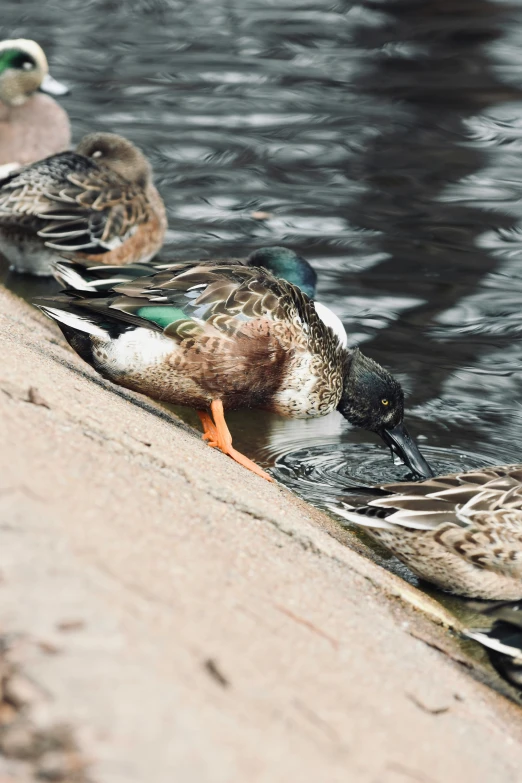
xmin=1 ymin=286 xmax=522 ymax=783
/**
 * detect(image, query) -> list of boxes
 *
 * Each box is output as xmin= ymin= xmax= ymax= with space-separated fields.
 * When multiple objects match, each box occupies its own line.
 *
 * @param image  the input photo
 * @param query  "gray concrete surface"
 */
xmin=1 ymin=285 xmax=522 ymax=783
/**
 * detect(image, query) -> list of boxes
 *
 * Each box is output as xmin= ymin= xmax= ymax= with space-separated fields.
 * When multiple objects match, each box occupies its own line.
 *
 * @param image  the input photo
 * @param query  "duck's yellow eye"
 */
xmin=381 ymin=398 xmax=389 ymax=406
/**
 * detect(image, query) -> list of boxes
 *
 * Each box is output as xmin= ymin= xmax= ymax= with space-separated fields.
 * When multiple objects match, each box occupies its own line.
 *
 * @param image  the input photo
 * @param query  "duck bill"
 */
xmin=39 ymin=73 xmax=69 ymax=97
xmin=380 ymin=422 xmax=434 ymax=478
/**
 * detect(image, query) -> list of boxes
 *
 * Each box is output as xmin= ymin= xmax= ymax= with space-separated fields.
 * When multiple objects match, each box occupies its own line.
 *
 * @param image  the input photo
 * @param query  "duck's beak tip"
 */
xmin=380 ymin=422 xmax=435 ymax=479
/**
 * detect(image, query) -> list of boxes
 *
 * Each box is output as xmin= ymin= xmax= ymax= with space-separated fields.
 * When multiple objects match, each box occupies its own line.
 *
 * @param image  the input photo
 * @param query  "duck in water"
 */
xmin=330 ymin=464 xmax=522 ymax=599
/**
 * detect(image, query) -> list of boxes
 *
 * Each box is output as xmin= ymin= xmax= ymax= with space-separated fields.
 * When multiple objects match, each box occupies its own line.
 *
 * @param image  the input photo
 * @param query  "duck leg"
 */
xmin=197 ymin=401 xmax=273 ymax=482
xmin=197 ymin=410 xmax=219 ymax=445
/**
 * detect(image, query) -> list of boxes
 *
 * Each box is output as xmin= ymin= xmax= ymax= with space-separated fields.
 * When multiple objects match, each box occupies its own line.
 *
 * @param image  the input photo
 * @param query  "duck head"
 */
xmin=248 ymin=246 xmax=317 ymax=299
xmin=0 ymin=39 xmax=68 ymax=107
xmin=76 ymin=132 xmax=152 ymax=188
xmin=337 ymin=348 xmax=434 ymax=478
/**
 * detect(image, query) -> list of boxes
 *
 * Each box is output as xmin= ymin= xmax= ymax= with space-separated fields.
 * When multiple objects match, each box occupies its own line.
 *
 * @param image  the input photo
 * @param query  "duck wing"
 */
xmin=36 ymin=262 xmax=319 ymax=345
xmin=0 ymin=152 xmax=149 ymax=253
xmin=51 ymin=257 xmax=249 ymax=292
xmin=103 ymin=262 xmax=316 ymax=340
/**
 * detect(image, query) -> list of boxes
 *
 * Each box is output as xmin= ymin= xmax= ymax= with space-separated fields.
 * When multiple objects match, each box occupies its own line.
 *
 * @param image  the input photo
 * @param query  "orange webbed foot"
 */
xmin=197 ymin=410 xmax=219 ymax=448
xmin=197 ymin=402 xmax=273 ymax=482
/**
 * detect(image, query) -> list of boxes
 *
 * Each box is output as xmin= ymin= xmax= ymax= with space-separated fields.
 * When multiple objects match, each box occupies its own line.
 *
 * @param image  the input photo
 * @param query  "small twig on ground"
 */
xmin=203 ymin=659 xmax=229 ymax=688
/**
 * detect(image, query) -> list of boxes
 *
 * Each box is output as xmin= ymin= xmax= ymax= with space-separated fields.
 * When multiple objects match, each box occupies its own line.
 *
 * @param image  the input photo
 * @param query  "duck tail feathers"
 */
xmin=51 ymin=258 xmax=161 ymax=293
xmin=325 ymin=503 xmax=396 ymax=530
xmin=36 ymin=298 xmax=109 ymax=339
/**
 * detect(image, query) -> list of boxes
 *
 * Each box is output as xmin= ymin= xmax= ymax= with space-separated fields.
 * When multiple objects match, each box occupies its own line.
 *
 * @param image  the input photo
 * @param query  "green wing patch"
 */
xmin=135 ymin=305 xmax=188 ymax=330
xmin=130 ymin=305 xmax=206 ymax=341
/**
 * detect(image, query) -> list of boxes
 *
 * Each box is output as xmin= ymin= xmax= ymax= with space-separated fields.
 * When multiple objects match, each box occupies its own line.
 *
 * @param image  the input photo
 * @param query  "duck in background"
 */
xmin=36 ymin=257 xmax=432 ymax=482
xmin=0 ymin=132 xmax=167 ymax=275
xmin=0 ymin=39 xmax=70 ymax=176
xmin=329 ymin=464 xmax=522 ymax=599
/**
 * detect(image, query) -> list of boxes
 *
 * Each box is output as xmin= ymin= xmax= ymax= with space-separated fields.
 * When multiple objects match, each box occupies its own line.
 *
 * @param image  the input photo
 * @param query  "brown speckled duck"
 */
xmin=0 ymin=132 xmax=167 ymax=275
xmin=36 ymin=257 xmax=432 ymax=482
xmin=0 ymin=39 xmax=70 ymax=174
xmin=330 ymin=464 xmax=522 ymax=599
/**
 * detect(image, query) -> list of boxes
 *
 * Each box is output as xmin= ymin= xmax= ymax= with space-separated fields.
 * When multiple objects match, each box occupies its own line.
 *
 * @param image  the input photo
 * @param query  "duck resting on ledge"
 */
xmin=0 ymin=132 xmax=166 ymax=275
xmin=36 ymin=255 xmax=432 ymax=482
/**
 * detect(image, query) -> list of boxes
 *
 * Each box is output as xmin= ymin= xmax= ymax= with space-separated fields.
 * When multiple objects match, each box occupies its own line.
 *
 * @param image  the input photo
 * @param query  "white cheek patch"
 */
xmin=314 ymin=302 xmax=348 ymax=348
xmin=383 ymin=409 xmax=398 ymax=426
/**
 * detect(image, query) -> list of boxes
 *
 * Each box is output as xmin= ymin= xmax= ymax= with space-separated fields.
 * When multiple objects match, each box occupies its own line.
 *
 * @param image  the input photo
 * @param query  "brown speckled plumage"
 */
xmin=0 ymin=132 xmax=166 ymax=275
xmin=44 ymin=262 xmax=346 ymax=416
xmin=332 ymin=465 xmax=522 ymax=599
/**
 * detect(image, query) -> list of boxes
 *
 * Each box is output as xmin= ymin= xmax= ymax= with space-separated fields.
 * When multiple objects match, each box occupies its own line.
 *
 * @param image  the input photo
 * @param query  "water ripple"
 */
xmin=272 ymin=444 xmax=498 ymax=510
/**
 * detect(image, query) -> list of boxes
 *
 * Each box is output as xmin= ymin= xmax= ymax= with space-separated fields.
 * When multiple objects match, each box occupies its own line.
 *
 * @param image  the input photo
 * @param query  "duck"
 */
xmin=0 ymin=132 xmax=167 ymax=276
xmin=329 ymin=464 xmax=522 ymax=599
xmin=0 ymin=39 xmax=70 ymax=175
xmin=35 ymin=257 xmax=432 ymax=482
xmin=465 ymin=601 xmax=522 ymax=689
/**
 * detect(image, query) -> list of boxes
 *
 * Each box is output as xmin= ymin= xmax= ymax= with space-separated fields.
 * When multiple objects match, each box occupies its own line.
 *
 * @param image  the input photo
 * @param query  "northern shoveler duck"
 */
xmin=0 ymin=39 xmax=70 ymax=175
xmin=36 ymin=257 xmax=432 ymax=482
xmin=465 ymin=601 xmax=522 ymax=689
xmin=0 ymin=132 xmax=167 ymax=275
xmin=330 ymin=464 xmax=522 ymax=599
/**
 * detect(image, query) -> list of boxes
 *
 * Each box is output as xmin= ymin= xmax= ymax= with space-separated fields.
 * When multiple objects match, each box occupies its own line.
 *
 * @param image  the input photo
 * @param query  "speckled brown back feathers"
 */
xmin=332 ymin=464 xmax=522 ymax=598
xmin=0 ymin=133 xmax=166 ymax=273
xmin=36 ymin=261 xmax=347 ymax=415
xmin=0 ymin=150 xmax=154 ymax=249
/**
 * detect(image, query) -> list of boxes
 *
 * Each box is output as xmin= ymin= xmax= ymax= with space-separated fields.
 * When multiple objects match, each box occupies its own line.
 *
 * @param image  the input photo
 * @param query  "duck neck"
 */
xmin=336 ymin=349 xmax=354 ymax=413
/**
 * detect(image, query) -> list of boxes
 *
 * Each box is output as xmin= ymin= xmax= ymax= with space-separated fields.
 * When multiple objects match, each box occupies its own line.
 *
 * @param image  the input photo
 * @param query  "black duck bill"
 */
xmin=380 ymin=422 xmax=434 ymax=479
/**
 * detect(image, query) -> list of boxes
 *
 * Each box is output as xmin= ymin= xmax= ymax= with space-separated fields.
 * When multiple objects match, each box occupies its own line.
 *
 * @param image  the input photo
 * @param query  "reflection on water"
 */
xmin=272 ymin=443 xmax=499 ymax=509
xmin=4 ymin=3 xmax=522 ymax=534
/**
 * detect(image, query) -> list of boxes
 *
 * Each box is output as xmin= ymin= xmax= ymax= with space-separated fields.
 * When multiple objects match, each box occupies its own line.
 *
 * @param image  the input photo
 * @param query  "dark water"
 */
xmin=4 ymin=1 xmax=522 ymax=525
